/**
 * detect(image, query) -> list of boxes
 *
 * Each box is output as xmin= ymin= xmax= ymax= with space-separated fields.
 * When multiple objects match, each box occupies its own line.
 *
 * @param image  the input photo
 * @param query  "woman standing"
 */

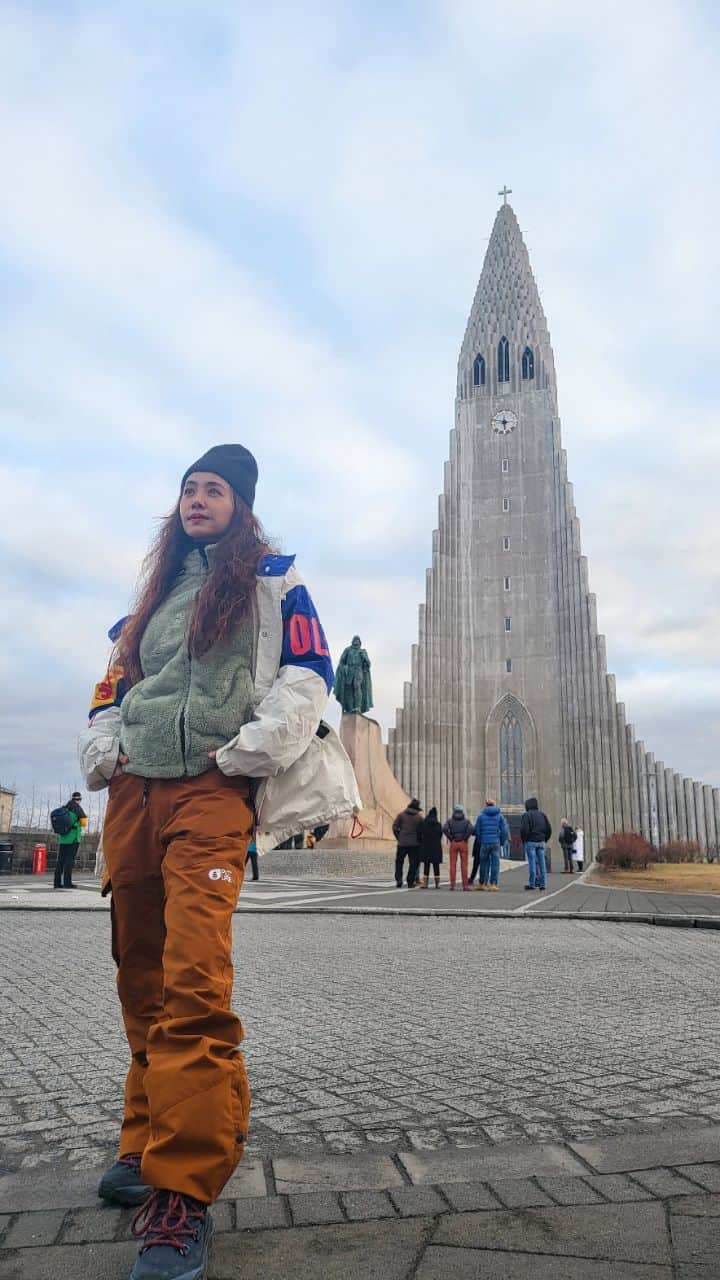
xmin=79 ymin=444 xmax=355 ymax=1280
xmin=559 ymin=818 xmax=578 ymax=873
xmin=572 ymin=827 xmax=585 ymax=872
xmin=418 ymin=806 xmax=443 ymax=888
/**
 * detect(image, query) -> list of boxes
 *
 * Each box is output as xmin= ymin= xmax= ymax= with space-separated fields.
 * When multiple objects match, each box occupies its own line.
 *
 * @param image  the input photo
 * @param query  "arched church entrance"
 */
xmin=485 ymin=694 xmax=537 ymax=858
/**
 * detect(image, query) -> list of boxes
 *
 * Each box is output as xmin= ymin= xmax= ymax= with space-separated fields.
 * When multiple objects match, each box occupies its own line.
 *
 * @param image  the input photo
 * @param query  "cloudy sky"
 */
xmin=1 ymin=0 xmax=719 ymax=819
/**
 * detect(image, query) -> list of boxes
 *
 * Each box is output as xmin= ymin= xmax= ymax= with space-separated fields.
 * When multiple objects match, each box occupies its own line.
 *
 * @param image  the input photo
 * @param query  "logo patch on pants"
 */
xmin=208 ymin=868 xmax=233 ymax=883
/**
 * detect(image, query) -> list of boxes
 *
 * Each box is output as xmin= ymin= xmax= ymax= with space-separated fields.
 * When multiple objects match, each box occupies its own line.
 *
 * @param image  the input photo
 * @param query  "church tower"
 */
xmin=388 ymin=198 xmax=720 ymax=857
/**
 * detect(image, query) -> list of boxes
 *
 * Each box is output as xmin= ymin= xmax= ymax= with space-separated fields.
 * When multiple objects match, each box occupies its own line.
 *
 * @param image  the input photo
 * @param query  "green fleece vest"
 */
xmin=120 ymin=547 xmax=256 ymax=779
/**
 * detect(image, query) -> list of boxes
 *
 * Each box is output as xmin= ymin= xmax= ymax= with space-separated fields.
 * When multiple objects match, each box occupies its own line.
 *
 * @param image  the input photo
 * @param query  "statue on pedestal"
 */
xmin=333 ymin=636 xmax=373 ymax=715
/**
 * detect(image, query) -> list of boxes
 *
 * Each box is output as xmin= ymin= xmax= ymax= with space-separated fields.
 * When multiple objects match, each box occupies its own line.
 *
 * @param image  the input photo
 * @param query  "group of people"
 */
xmin=393 ymin=796 xmax=584 ymax=891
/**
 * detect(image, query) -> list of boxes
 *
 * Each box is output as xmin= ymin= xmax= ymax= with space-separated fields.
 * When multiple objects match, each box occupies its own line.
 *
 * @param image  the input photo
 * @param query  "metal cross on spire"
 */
xmin=498 ymin=185 xmax=512 ymax=205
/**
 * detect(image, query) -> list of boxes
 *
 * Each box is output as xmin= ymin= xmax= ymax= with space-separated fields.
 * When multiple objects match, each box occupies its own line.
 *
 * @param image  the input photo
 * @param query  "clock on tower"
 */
xmin=491 ymin=409 xmax=517 ymax=435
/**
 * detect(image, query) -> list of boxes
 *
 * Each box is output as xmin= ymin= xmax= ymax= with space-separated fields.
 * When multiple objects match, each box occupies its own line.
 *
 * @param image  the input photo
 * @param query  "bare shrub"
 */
xmin=598 ymin=831 xmax=654 ymax=869
xmin=656 ymin=840 xmax=704 ymax=864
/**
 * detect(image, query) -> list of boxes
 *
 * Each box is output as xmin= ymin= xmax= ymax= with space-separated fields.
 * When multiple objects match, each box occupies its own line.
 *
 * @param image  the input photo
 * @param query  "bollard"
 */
xmin=32 ymin=843 xmax=47 ymax=874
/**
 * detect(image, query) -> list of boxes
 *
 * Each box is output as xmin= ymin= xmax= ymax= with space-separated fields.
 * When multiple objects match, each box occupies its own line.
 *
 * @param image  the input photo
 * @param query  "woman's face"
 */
xmin=180 ymin=472 xmax=235 ymax=542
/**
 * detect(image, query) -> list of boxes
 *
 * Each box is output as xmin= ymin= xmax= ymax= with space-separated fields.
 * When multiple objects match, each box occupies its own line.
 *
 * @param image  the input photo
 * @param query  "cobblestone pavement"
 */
xmin=2 ymin=912 xmax=720 ymax=1177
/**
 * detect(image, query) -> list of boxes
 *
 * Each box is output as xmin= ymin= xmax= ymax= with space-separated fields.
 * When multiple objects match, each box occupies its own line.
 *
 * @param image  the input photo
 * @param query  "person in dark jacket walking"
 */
xmin=473 ymin=799 xmax=509 ymax=891
xmin=392 ymin=799 xmax=424 ymax=887
xmin=418 ymin=807 xmax=443 ymax=888
xmin=442 ymin=805 xmax=474 ymax=891
xmin=558 ymin=819 xmax=577 ymax=873
xmin=520 ymin=797 xmax=552 ymax=890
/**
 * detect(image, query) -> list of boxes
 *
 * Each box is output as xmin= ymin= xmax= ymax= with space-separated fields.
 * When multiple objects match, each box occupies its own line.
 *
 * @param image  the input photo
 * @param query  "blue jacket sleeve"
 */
xmin=280 ymin=585 xmax=334 ymax=692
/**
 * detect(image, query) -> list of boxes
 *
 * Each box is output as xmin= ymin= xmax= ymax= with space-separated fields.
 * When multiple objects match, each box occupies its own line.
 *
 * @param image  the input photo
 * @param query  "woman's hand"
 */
xmin=208 ymin=750 xmax=217 ymax=761
xmin=112 ymin=754 xmax=129 ymax=778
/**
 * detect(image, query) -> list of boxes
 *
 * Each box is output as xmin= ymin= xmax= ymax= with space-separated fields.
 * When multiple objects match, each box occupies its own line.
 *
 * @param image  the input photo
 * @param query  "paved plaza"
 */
xmin=3 ymin=864 xmax=720 ymax=921
xmin=1 ymin=909 xmax=720 ymax=1276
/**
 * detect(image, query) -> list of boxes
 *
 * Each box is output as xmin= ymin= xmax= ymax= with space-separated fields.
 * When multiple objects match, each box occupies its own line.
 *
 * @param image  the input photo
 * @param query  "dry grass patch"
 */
xmin=589 ymin=862 xmax=720 ymax=894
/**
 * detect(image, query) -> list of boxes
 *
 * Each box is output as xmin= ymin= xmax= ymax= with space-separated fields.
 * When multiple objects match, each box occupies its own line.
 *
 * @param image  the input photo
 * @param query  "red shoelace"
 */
xmin=119 ymin=1153 xmax=142 ymax=1168
xmin=131 ymin=1189 xmax=205 ymax=1255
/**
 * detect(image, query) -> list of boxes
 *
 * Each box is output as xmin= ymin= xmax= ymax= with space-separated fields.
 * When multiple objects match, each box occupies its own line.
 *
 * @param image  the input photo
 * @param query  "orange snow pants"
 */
xmin=102 ymin=768 xmax=253 ymax=1204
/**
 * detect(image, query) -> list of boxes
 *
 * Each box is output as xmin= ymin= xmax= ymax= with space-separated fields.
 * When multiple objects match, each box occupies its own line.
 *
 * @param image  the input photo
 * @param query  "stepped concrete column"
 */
xmin=675 ymin=773 xmax=688 ymax=841
xmin=684 ymin=779 xmax=698 ymax=842
xmin=665 ymin=768 xmax=678 ymax=842
xmin=646 ymin=753 xmax=659 ymax=848
xmin=580 ymin=565 xmax=601 ymax=854
xmin=703 ymin=785 xmax=716 ymax=858
xmin=570 ymin=515 xmax=591 ymax=840
xmin=637 ymin=742 xmax=650 ymax=842
xmin=713 ymin=790 xmax=720 ymax=860
xmin=616 ymin=703 xmax=632 ymax=830
xmin=626 ymin=725 xmax=641 ymax=832
xmin=416 ymin=609 xmax=426 ymax=805
xmin=556 ymin=460 xmax=578 ymax=821
xmin=387 ymin=726 xmax=397 ymax=778
xmin=587 ymin=598 xmax=608 ymax=849
xmin=600 ymin=655 xmax=620 ymax=834
xmin=655 ymin=761 xmax=669 ymax=847
xmin=438 ymin=515 xmax=447 ymax=819
xmin=409 ymin=645 xmax=419 ymax=798
xmin=400 ymin=690 xmax=411 ymax=792
xmin=694 ymin=780 xmax=708 ymax=852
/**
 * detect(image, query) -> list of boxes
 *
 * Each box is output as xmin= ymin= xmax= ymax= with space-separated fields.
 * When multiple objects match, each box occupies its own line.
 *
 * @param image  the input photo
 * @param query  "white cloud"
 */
xmin=0 ymin=0 xmax=718 ymax=804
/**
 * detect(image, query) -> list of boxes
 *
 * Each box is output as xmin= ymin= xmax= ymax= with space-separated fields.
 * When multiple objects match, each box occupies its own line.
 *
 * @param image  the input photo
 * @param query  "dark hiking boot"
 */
xmin=98 ymin=1153 xmax=150 ymax=1206
xmin=130 ymin=1190 xmax=213 ymax=1280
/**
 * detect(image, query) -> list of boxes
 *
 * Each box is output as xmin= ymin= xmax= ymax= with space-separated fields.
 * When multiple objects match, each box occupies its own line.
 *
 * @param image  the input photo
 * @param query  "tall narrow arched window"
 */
xmin=500 ymin=711 xmax=524 ymax=805
xmin=473 ymin=353 xmax=485 ymax=387
xmin=498 ymin=336 xmax=510 ymax=383
xmin=522 ymin=346 xmax=535 ymax=380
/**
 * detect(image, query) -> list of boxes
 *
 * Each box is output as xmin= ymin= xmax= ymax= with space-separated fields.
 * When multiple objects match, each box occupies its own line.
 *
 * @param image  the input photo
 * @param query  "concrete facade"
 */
xmin=388 ymin=202 xmax=720 ymax=859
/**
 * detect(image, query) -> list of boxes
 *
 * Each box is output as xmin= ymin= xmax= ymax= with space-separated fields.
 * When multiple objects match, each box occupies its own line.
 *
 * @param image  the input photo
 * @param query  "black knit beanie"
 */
xmin=181 ymin=444 xmax=258 ymax=511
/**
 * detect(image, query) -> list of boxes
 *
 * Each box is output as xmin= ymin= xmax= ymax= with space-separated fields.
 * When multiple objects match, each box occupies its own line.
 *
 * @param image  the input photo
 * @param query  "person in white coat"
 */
xmin=572 ymin=828 xmax=585 ymax=872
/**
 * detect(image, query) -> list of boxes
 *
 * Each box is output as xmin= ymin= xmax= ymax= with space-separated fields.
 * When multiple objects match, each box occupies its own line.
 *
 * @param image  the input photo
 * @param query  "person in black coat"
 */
xmin=558 ymin=819 xmax=577 ymax=873
xmin=418 ymin=807 xmax=443 ymax=888
xmin=519 ymin=797 xmax=552 ymax=890
xmin=392 ymin=799 xmax=424 ymax=887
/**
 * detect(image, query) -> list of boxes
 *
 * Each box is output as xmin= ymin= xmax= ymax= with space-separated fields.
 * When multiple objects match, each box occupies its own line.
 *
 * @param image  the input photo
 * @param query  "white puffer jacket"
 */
xmin=78 ymin=555 xmax=360 ymax=854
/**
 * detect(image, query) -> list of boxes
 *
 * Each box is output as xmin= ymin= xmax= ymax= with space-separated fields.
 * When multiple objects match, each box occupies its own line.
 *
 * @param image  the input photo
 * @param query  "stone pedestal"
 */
xmin=323 ymin=713 xmax=409 ymax=851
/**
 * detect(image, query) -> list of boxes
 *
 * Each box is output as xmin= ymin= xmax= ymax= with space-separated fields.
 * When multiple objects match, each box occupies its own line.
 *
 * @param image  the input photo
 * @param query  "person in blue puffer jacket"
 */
xmin=473 ymin=799 xmax=509 ymax=892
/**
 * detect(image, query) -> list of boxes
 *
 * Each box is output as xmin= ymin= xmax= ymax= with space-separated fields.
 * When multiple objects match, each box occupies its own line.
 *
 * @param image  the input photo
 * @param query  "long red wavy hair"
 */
xmin=116 ymin=497 xmax=272 ymax=688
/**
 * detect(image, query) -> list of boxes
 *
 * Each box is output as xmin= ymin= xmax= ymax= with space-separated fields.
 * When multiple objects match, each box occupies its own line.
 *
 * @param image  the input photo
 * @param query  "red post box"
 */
xmin=32 ymin=844 xmax=47 ymax=874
